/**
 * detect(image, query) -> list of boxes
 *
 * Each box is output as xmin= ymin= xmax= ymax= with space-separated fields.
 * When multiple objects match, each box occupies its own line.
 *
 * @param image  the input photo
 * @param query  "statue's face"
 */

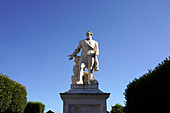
xmin=86 ymin=32 xmax=92 ymax=40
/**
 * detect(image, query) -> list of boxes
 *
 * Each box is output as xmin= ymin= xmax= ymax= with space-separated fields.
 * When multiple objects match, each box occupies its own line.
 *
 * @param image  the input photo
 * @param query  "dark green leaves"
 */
xmin=124 ymin=57 xmax=170 ymax=113
xmin=0 ymin=73 xmax=27 ymax=113
xmin=24 ymin=102 xmax=45 ymax=113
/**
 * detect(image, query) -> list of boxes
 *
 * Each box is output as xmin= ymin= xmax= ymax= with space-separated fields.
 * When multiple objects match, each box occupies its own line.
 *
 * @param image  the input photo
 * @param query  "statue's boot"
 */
xmin=76 ymin=73 xmax=83 ymax=84
xmin=76 ymin=81 xmax=83 ymax=84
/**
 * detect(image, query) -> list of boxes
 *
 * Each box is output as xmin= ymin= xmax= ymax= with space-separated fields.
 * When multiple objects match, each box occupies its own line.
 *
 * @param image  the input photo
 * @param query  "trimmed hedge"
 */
xmin=0 ymin=73 xmax=27 ymax=113
xmin=124 ymin=57 xmax=170 ymax=113
xmin=24 ymin=102 xmax=45 ymax=113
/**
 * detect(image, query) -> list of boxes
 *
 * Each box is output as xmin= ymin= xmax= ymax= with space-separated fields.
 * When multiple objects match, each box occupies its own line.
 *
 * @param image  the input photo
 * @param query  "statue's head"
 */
xmin=86 ymin=31 xmax=93 ymax=40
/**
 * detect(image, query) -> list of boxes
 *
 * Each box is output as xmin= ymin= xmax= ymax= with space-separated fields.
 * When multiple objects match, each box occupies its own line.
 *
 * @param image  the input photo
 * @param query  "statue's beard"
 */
xmin=87 ymin=37 xmax=91 ymax=40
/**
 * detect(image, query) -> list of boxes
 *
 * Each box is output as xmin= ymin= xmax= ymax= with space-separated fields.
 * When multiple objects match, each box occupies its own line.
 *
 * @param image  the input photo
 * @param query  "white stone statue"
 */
xmin=68 ymin=31 xmax=99 ymax=84
xmin=71 ymin=55 xmax=80 ymax=84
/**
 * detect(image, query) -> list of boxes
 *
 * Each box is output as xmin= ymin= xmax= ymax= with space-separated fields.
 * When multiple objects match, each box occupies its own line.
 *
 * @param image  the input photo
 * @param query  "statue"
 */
xmin=71 ymin=55 xmax=80 ymax=84
xmin=68 ymin=31 xmax=99 ymax=84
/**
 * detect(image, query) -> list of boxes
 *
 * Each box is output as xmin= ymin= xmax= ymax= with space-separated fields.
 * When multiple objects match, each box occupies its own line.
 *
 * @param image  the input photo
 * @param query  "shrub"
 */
xmin=124 ymin=57 xmax=170 ymax=113
xmin=24 ymin=102 xmax=45 ymax=113
xmin=0 ymin=74 xmax=13 ymax=112
xmin=9 ymin=81 xmax=27 ymax=113
xmin=0 ymin=73 xmax=27 ymax=113
xmin=46 ymin=110 xmax=54 ymax=113
xmin=110 ymin=104 xmax=125 ymax=113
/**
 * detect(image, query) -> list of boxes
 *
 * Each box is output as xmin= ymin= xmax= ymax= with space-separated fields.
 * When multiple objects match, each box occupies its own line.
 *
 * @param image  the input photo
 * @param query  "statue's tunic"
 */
xmin=72 ymin=39 xmax=99 ymax=68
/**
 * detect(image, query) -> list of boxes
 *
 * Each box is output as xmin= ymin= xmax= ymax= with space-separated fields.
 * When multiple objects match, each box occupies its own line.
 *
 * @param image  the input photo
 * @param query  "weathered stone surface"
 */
xmin=60 ymin=84 xmax=110 ymax=113
xmin=68 ymin=31 xmax=99 ymax=84
xmin=69 ymin=104 xmax=100 ymax=113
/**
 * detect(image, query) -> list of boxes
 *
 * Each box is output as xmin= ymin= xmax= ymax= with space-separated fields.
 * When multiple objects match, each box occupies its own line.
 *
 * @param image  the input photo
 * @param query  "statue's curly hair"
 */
xmin=86 ymin=31 xmax=93 ymax=36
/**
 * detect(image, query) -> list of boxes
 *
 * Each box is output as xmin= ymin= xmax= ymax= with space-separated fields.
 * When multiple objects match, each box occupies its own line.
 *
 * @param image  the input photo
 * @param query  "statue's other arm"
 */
xmin=95 ymin=42 xmax=99 ymax=55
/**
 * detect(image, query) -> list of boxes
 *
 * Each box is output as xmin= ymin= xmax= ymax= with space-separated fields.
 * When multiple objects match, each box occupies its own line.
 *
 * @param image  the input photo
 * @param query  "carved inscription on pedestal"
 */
xmin=69 ymin=104 xmax=101 ymax=113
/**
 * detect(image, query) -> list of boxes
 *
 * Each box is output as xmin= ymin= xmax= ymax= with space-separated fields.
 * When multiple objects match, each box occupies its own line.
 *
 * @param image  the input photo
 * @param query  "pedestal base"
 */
xmin=60 ymin=84 xmax=110 ymax=113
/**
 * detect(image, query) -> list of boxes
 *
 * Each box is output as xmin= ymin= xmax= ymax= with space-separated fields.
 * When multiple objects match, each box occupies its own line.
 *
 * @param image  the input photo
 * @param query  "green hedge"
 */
xmin=110 ymin=104 xmax=125 ymax=113
xmin=124 ymin=57 xmax=170 ymax=113
xmin=0 ymin=73 xmax=27 ymax=113
xmin=24 ymin=102 xmax=45 ymax=113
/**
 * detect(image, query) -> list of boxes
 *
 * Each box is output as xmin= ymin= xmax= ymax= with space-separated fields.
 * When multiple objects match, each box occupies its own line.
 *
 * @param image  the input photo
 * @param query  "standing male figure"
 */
xmin=68 ymin=31 xmax=99 ymax=84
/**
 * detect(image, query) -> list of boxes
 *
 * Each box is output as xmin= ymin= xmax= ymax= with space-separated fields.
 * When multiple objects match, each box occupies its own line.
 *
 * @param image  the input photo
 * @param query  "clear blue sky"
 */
xmin=1 ymin=0 xmax=170 ymax=112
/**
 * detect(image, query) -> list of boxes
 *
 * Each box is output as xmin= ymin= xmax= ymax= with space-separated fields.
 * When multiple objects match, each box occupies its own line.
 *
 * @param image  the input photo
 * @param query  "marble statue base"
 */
xmin=60 ymin=84 xmax=110 ymax=113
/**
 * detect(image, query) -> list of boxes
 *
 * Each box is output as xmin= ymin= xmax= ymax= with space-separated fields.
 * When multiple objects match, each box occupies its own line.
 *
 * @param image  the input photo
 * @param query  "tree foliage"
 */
xmin=0 ymin=73 xmax=27 ymax=113
xmin=0 ymin=74 xmax=13 ymax=112
xmin=46 ymin=110 xmax=54 ymax=113
xmin=124 ymin=57 xmax=170 ymax=113
xmin=110 ymin=104 xmax=125 ymax=113
xmin=24 ymin=102 xmax=45 ymax=113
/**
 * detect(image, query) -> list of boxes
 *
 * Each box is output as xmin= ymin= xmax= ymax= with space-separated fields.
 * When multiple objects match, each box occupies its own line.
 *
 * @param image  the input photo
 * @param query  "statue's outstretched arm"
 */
xmin=68 ymin=41 xmax=82 ymax=60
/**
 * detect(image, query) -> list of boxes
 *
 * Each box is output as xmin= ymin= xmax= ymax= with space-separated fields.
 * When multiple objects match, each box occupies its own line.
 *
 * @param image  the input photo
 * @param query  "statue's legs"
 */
xmin=88 ymin=55 xmax=94 ymax=80
xmin=76 ymin=63 xmax=85 ymax=84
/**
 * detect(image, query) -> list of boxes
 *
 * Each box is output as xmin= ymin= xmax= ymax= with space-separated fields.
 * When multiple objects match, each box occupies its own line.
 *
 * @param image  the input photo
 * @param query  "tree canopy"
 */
xmin=124 ymin=57 xmax=170 ymax=113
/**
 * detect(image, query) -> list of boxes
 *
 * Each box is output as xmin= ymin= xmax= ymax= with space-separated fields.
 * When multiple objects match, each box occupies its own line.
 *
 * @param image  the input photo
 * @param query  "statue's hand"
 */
xmin=87 ymin=50 xmax=95 ymax=56
xmin=68 ymin=55 xmax=73 ymax=60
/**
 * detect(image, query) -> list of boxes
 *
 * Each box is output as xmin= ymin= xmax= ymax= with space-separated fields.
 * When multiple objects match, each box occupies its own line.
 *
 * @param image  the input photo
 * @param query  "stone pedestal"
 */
xmin=60 ymin=84 xmax=110 ymax=113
